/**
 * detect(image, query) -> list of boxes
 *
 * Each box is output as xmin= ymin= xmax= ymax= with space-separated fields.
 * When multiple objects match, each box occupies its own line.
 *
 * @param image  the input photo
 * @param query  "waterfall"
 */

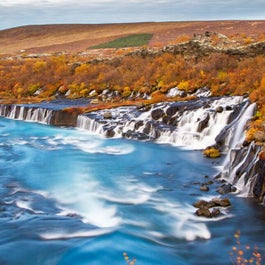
xmin=220 ymin=102 xmax=260 ymax=198
xmin=227 ymin=102 xmax=256 ymax=149
xmin=77 ymin=115 xmax=105 ymax=135
xmin=0 ymin=104 xmax=53 ymax=124
xmin=76 ymin=96 xmax=249 ymax=150
xmin=156 ymin=106 xmax=232 ymax=149
xmin=222 ymin=102 xmax=256 ymax=171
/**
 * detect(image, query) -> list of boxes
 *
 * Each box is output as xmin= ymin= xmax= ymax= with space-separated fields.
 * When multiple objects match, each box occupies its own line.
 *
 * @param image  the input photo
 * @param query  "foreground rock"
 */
xmin=193 ymin=198 xmax=231 ymax=218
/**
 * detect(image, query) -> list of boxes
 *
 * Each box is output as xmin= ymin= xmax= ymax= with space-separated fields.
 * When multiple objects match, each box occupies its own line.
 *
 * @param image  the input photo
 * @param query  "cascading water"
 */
xmin=77 ymin=115 xmax=105 ymax=134
xmin=0 ymin=104 xmax=53 ymax=124
xmin=220 ymin=102 xmax=257 ymax=176
xmin=76 ymin=96 xmax=249 ymax=150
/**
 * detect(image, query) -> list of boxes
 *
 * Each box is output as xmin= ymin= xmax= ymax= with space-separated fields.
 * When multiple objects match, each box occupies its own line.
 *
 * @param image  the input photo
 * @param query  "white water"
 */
xmin=226 ymin=102 xmax=256 ymax=149
xmin=0 ymin=104 xmax=53 ymax=124
xmin=77 ymin=96 xmax=249 ymax=150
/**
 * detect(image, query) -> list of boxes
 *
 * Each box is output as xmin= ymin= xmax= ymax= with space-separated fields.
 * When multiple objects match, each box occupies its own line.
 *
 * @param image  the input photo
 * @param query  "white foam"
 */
xmin=51 ymin=175 xmax=122 ymax=228
xmin=152 ymin=199 xmax=211 ymax=241
xmin=100 ymin=145 xmax=135 ymax=155
xmin=40 ymin=228 xmax=113 ymax=240
xmin=99 ymin=193 xmax=151 ymax=205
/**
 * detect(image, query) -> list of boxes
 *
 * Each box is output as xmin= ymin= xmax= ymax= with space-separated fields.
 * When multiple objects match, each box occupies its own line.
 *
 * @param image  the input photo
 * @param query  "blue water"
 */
xmin=0 ymin=117 xmax=264 ymax=265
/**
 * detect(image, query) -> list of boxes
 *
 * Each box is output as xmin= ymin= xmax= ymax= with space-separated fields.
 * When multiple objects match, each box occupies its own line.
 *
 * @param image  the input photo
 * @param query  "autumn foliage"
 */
xmin=1 ymin=45 xmax=265 ymax=138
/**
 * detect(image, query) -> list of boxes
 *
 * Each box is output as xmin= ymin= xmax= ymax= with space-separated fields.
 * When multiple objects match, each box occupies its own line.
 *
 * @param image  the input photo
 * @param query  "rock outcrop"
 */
xmin=126 ymin=32 xmax=265 ymax=59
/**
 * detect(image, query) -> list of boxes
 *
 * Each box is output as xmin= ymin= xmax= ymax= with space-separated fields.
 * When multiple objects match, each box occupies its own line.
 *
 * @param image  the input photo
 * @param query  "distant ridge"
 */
xmin=1 ymin=20 xmax=265 ymax=55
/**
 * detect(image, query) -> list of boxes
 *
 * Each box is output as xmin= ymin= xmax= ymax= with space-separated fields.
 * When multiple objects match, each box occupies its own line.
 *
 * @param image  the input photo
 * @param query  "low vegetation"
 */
xmin=90 ymin=34 xmax=153 ymax=49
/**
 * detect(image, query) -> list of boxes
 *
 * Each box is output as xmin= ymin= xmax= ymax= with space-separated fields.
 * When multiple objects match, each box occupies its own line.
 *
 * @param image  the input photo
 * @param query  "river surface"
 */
xmin=0 ymin=117 xmax=264 ymax=265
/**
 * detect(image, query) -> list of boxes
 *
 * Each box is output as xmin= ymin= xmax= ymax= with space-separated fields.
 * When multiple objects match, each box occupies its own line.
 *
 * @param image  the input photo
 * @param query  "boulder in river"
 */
xmin=193 ymin=197 xmax=231 ymax=218
xmin=151 ymin=108 xmax=165 ymax=120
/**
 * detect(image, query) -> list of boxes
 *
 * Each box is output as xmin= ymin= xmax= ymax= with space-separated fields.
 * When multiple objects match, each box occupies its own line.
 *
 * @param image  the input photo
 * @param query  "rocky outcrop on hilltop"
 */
xmin=127 ymin=32 xmax=265 ymax=59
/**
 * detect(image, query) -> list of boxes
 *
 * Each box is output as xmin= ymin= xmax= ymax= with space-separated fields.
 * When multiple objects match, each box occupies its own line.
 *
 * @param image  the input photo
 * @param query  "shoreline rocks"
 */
xmin=193 ymin=198 xmax=231 ymax=218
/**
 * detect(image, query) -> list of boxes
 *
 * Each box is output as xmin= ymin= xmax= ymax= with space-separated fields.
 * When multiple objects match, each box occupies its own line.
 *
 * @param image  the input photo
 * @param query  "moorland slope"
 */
xmin=1 ymin=20 xmax=265 ymax=54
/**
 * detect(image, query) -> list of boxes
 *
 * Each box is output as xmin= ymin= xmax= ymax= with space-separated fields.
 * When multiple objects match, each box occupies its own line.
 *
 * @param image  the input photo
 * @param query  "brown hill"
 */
xmin=1 ymin=20 xmax=265 ymax=55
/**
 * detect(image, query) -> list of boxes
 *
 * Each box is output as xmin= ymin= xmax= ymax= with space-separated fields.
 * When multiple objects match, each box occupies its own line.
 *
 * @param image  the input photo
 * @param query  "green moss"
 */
xmin=90 ymin=34 xmax=153 ymax=49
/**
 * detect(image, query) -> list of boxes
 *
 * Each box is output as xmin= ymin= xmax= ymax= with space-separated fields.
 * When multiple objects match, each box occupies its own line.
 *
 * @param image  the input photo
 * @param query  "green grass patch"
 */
xmin=90 ymin=33 xmax=153 ymax=49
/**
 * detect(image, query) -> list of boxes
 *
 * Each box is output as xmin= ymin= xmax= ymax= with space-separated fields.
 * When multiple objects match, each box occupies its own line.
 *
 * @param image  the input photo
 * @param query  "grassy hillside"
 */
xmin=1 ymin=21 xmax=265 ymax=55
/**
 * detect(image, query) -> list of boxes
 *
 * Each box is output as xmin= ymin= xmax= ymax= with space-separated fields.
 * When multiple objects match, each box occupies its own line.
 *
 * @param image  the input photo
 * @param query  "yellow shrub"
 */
xmin=203 ymin=147 xmax=221 ymax=158
xmin=178 ymin=81 xmax=190 ymax=91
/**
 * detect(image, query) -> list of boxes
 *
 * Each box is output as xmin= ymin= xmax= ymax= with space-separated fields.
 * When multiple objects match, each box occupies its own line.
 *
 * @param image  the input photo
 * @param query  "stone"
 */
xmin=105 ymin=129 xmax=115 ymax=138
xmin=151 ymin=108 xmax=165 ymax=120
xmin=193 ymin=200 xmax=209 ymax=208
xmin=217 ymin=183 xmax=236 ymax=194
xmin=215 ymin=106 xmax=224 ymax=113
xmin=193 ymin=200 xmax=215 ymax=209
xmin=197 ymin=113 xmax=210 ymax=132
xmin=166 ymin=106 xmax=179 ymax=116
xmin=134 ymin=120 xmax=144 ymax=130
xmin=212 ymin=198 xmax=231 ymax=207
xmin=211 ymin=208 xmax=221 ymax=217
xmin=193 ymin=197 xmax=231 ymax=218
xmin=103 ymin=112 xmax=112 ymax=119
xmin=200 ymin=185 xmax=210 ymax=191
xmin=195 ymin=207 xmax=212 ymax=218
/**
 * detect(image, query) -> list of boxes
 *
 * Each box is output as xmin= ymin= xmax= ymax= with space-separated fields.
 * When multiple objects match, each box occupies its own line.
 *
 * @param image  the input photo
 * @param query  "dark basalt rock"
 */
xmin=143 ymin=121 xmax=153 ymax=134
xmin=122 ymin=130 xmax=149 ymax=141
xmin=217 ymin=183 xmax=237 ymax=194
xmin=151 ymin=108 xmax=165 ymax=120
xmin=162 ymin=115 xmax=177 ymax=126
xmin=105 ymin=128 xmax=115 ymax=138
xmin=50 ymin=110 xmax=78 ymax=127
xmin=253 ymin=159 xmax=265 ymax=200
xmin=197 ymin=113 xmax=210 ymax=133
xmin=166 ymin=105 xmax=179 ymax=117
xmin=134 ymin=120 xmax=144 ymax=130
